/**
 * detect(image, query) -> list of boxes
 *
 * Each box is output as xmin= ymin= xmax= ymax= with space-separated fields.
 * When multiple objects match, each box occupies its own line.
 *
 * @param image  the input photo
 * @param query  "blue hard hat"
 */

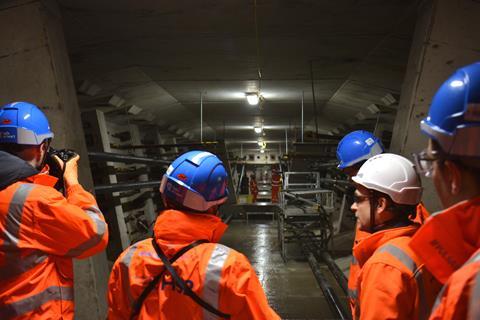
xmin=0 ymin=101 xmax=54 ymax=145
xmin=159 ymin=150 xmax=229 ymax=212
xmin=421 ymin=62 xmax=480 ymax=157
xmin=336 ymin=130 xmax=384 ymax=169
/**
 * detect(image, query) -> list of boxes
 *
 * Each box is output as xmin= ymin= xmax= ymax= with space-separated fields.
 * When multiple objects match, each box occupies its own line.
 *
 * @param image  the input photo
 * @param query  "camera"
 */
xmin=45 ymin=147 xmax=78 ymax=192
xmin=48 ymin=148 xmax=77 ymax=163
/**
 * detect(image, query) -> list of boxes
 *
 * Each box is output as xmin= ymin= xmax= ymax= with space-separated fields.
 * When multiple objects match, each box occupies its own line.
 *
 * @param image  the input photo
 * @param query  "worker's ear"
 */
xmin=376 ymin=197 xmax=388 ymax=214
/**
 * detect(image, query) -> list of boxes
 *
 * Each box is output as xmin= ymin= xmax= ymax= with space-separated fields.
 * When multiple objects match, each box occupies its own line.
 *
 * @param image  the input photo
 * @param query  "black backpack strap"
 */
xmin=130 ymin=239 xmax=209 ymax=320
xmin=151 ymin=238 xmax=232 ymax=319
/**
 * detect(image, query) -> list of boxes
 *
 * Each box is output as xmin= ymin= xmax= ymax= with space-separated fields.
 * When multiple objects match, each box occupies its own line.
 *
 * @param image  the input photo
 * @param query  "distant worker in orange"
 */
xmin=410 ymin=62 xmax=480 ymax=319
xmin=271 ymin=168 xmax=282 ymax=203
xmin=249 ymin=173 xmax=259 ymax=203
xmin=350 ymin=153 xmax=441 ymax=319
xmin=107 ymin=151 xmax=280 ymax=319
xmin=0 ymin=102 xmax=108 ymax=319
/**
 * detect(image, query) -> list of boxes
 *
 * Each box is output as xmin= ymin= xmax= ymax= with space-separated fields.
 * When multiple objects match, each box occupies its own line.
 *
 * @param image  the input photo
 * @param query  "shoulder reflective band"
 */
xmin=121 ymin=243 xmax=140 ymax=306
xmin=0 ymin=183 xmax=47 ymax=280
xmin=203 ymin=244 xmax=231 ymax=320
xmin=65 ymin=206 xmax=107 ymax=257
xmin=468 ymin=252 xmax=480 ymax=320
xmin=0 ymin=286 xmax=73 ymax=318
xmin=378 ymin=244 xmax=428 ymax=319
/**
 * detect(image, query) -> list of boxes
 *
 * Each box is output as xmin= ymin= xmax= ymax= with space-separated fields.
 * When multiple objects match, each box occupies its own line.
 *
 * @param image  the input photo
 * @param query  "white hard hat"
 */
xmin=352 ymin=153 xmax=422 ymax=205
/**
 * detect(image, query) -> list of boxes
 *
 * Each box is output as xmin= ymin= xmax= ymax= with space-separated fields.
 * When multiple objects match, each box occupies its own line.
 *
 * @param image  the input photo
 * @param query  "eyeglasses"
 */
xmin=353 ymin=194 xmax=369 ymax=204
xmin=412 ymin=150 xmax=442 ymax=178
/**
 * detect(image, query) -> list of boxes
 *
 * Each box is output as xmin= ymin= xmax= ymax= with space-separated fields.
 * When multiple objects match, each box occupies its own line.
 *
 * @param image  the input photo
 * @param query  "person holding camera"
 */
xmin=0 ymin=101 xmax=108 ymax=319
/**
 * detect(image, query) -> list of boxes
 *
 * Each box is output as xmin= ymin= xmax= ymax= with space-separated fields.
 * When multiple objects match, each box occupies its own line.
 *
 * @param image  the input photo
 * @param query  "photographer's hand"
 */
xmin=53 ymin=154 xmax=80 ymax=187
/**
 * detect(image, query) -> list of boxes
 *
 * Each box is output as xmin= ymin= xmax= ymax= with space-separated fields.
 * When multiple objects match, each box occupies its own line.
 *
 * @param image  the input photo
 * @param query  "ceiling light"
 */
xmin=254 ymin=126 xmax=262 ymax=134
xmin=246 ymin=93 xmax=260 ymax=105
xmin=258 ymin=140 xmax=263 ymax=146
xmin=127 ymin=105 xmax=143 ymax=115
xmin=260 ymin=149 xmax=265 ymax=153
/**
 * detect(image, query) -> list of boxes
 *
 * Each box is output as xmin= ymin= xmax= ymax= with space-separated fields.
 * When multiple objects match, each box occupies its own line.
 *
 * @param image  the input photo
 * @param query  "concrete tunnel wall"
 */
xmin=1 ymin=0 xmax=480 ymax=318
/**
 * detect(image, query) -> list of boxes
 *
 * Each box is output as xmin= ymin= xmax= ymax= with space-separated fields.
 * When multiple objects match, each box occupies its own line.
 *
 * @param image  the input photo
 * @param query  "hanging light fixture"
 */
xmin=254 ymin=125 xmax=263 ymax=134
xmin=246 ymin=92 xmax=260 ymax=105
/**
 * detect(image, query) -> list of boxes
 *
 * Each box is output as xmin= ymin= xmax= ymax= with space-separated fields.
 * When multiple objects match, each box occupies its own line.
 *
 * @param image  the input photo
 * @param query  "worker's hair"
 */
xmin=431 ymin=140 xmax=480 ymax=182
xmin=370 ymin=190 xmax=417 ymax=220
xmin=162 ymin=195 xmax=215 ymax=214
xmin=0 ymin=143 xmax=36 ymax=156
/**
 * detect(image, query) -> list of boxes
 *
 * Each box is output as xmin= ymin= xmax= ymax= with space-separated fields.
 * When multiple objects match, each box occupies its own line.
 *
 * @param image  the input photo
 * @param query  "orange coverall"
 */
xmin=348 ymin=203 xmax=430 ymax=315
xmin=409 ymin=197 xmax=480 ymax=320
xmin=271 ymin=172 xmax=281 ymax=203
xmin=0 ymin=151 xmax=108 ymax=319
xmin=108 ymin=209 xmax=280 ymax=320
xmin=352 ymin=224 xmax=441 ymax=320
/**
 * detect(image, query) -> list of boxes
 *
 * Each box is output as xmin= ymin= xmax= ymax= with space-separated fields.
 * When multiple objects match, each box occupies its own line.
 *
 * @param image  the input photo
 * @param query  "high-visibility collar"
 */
xmin=409 ymin=196 xmax=480 ymax=284
xmin=153 ymin=209 xmax=228 ymax=258
xmin=353 ymin=224 xmax=418 ymax=268
xmin=23 ymin=165 xmax=58 ymax=187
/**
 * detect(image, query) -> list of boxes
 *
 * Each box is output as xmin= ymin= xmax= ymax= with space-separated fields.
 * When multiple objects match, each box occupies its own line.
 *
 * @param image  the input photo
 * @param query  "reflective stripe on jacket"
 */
xmin=410 ymin=197 xmax=480 ymax=320
xmin=0 ymin=153 xmax=108 ymax=319
xmin=107 ymin=209 xmax=280 ymax=320
xmin=428 ymin=249 xmax=480 ymax=320
xmin=348 ymin=203 xmax=429 ymax=317
xmin=353 ymin=224 xmax=441 ymax=320
xmin=348 ymin=225 xmax=370 ymax=315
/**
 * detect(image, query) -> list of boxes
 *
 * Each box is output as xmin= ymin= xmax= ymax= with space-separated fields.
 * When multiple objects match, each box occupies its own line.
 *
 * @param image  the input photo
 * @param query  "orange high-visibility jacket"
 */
xmin=107 ymin=209 xmax=280 ymax=320
xmin=352 ymin=224 xmax=441 ymax=320
xmin=348 ymin=226 xmax=370 ymax=315
xmin=0 ymin=151 xmax=108 ymax=319
xmin=410 ymin=197 xmax=480 ymax=320
xmin=348 ymin=203 xmax=430 ymax=316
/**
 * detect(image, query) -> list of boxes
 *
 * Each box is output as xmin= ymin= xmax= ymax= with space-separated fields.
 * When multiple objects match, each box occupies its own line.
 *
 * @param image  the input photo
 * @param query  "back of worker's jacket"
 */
xmin=348 ymin=203 xmax=430 ymax=316
xmin=0 ymin=151 xmax=109 ymax=319
xmin=108 ymin=209 xmax=280 ymax=320
xmin=410 ymin=197 xmax=480 ymax=320
xmin=353 ymin=224 xmax=441 ymax=320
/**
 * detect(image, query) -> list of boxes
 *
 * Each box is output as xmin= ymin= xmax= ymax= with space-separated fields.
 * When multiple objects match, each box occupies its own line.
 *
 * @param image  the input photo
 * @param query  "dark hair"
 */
xmin=371 ymin=190 xmax=417 ymax=220
xmin=162 ymin=195 xmax=212 ymax=214
xmin=0 ymin=143 xmax=35 ymax=156
xmin=431 ymin=140 xmax=480 ymax=181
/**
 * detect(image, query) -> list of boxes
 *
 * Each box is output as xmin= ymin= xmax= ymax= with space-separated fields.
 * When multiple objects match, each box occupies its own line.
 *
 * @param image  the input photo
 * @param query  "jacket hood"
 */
xmin=353 ymin=224 xmax=419 ymax=267
xmin=153 ymin=209 xmax=228 ymax=257
xmin=0 ymin=151 xmax=38 ymax=190
xmin=410 ymin=196 xmax=480 ymax=284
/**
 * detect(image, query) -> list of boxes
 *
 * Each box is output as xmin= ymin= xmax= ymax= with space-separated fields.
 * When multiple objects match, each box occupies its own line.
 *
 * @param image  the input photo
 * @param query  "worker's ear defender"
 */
xmin=45 ymin=147 xmax=78 ymax=193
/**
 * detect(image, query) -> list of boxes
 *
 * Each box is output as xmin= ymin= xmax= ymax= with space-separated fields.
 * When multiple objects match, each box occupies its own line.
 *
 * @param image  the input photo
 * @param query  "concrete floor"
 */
xmin=220 ymin=219 xmax=336 ymax=320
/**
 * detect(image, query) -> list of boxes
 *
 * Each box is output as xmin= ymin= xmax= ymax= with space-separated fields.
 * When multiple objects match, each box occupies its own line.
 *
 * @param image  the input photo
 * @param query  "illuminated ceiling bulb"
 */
xmin=258 ymin=140 xmax=263 ymax=146
xmin=254 ymin=126 xmax=262 ymax=134
xmin=260 ymin=149 xmax=265 ymax=153
xmin=246 ymin=93 xmax=260 ymax=105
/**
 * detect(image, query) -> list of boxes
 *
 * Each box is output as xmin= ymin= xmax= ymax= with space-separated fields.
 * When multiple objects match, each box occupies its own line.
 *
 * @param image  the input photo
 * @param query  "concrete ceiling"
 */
xmin=59 ymin=0 xmax=419 ymax=149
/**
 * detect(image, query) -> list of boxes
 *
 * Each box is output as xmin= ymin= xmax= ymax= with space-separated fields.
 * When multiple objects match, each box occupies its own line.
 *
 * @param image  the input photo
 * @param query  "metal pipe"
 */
xmin=112 ymin=141 xmax=218 ymax=149
xmin=88 ymin=151 xmax=171 ymax=165
xmin=321 ymin=251 xmax=349 ymax=295
xmin=200 ymin=92 xmax=204 ymax=143
xmin=301 ymin=91 xmax=304 ymax=143
xmin=307 ymin=252 xmax=351 ymax=320
xmin=309 ymin=60 xmax=320 ymax=142
xmin=285 ymin=128 xmax=288 ymax=154
xmin=94 ymin=180 xmax=162 ymax=194
xmin=283 ymin=192 xmax=320 ymax=207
